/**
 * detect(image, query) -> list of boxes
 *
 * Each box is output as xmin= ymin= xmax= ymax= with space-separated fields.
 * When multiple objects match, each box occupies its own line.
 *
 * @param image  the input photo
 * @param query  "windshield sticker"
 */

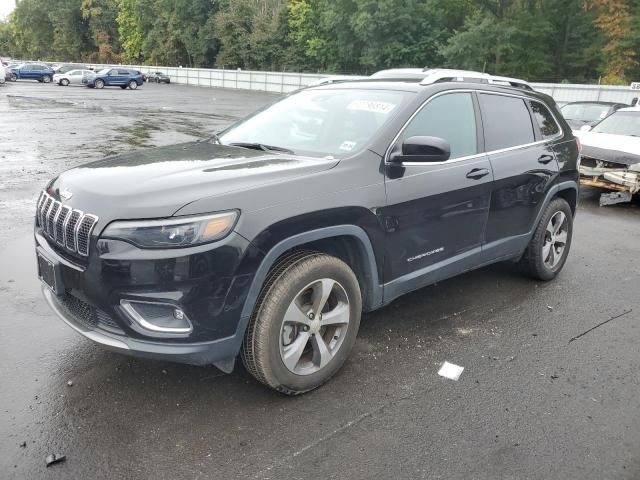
xmin=347 ymin=100 xmax=396 ymax=114
xmin=339 ymin=141 xmax=357 ymax=151
xmin=599 ymin=111 xmax=608 ymax=119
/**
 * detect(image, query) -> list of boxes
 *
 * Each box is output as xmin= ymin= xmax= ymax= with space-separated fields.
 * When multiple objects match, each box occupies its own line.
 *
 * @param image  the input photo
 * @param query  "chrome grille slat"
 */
xmin=55 ymin=206 xmax=71 ymax=246
xmin=65 ymin=210 xmax=82 ymax=251
xmin=36 ymin=191 xmax=98 ymax=257
xmin=41 ymin=197 xmax=53 ymax=232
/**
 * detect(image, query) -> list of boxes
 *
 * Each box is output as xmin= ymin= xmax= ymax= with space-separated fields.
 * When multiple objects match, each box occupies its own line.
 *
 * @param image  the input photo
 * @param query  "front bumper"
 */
xmin=42 ymin=286 xmax=241 ymax=365
xmin=36 ymin=228 xmax=260 ymax=367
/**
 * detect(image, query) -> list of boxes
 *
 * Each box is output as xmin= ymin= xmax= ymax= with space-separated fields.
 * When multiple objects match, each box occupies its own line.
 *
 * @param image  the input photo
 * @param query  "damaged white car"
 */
xmin=574 ymin=107 xmax=640 ymax=205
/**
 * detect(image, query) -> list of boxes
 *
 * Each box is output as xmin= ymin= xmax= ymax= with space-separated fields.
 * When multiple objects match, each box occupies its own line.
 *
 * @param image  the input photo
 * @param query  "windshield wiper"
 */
xmin=228 ymin=142 xmax=294 ymax=154
xmin=199 ymin=132 xmax=221 ymax=144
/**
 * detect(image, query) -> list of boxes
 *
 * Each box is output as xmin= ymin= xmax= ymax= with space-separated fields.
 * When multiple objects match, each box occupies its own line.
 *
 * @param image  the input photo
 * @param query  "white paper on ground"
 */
xmin=438 ymin=361 xmax=464 ymax=381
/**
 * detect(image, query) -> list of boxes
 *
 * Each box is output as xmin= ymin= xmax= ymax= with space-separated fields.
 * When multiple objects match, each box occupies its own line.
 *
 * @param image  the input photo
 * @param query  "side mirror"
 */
xmin=580 ymin=125 xmax=592 ymax=132
xmin=390 ymin=136 xmax=451 ymax=163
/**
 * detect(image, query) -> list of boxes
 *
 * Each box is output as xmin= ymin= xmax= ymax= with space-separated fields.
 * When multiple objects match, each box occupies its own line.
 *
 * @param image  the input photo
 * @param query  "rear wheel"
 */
xmin=42 ymin=75 xmax=51 ymax=83
xmin=128 ymin=80 xmax=138 ymax=90
xmin=519 ymin=197 xmax=573 ymax=281
xmin=242 ymin=252 xmax=362 ymax=395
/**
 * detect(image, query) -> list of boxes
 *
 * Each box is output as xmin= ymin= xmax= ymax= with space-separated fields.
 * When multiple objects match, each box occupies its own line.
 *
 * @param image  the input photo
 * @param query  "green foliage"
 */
xmin=1 ymin=0 xmax=639 ymax=83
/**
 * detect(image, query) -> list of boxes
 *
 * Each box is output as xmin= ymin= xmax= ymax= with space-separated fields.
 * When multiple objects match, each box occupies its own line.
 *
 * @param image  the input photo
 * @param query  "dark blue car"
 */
xmin=10 ymin=63 xmax=55 ymax=83
xmin=84 ymin=68 xmax=144 ymax=90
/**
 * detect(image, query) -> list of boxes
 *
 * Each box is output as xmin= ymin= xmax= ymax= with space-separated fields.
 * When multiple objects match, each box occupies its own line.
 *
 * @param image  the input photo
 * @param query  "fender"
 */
xmin=216 ymin=225 xmax=383 ymax=371
xmin=481 ymin=179 xmax=578 ymax=262
xmin=240 ymin=225 xmax=383 ymax=322
xmin=526 ymin=180 xmax=578 ymax=244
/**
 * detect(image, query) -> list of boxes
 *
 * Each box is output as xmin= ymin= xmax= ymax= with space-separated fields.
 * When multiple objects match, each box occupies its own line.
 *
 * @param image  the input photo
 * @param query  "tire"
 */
xmin=95 ymin=79 xmax=104 ymax=89
xmin=519 ymin=197 xmax=573 ymax=281
xmin=242 ymin=252 xmax=362 ymax=395
xmin=42 ymin=75 xmax=51 ymax=83
xmin=61 ymin=78 xmax=69 ymax=86
xmin=9 ymin=73 xmax=17 ymax=82
xmin=128 ymin=80 xmax=138 ymax=90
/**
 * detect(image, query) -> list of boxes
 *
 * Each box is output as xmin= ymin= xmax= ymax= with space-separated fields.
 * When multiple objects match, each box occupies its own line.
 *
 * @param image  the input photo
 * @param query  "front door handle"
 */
xmin=466 ymin=168 xmax=490 ymax=180
xmin=538 ymin=154 xmax=555 ymax=164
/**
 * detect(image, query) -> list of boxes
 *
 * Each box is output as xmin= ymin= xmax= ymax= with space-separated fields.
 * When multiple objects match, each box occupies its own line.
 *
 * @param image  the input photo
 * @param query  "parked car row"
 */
xmin=1 ymin=60 xmax=172 ymax=90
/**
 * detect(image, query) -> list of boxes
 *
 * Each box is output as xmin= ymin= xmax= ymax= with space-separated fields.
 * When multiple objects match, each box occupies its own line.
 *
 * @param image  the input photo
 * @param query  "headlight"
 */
xmin=102 ymin=211 xmax=239 ymax=248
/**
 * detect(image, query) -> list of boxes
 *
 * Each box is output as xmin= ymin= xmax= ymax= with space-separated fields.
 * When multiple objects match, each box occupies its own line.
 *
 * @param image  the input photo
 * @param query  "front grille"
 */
xmin=58 ymin=292 xmax=124 ymax=334
xmin=36 ymin=191 xmax=98 ymax=257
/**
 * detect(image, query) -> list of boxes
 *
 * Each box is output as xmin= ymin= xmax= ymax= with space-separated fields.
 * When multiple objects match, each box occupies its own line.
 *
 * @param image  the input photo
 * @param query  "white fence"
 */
xmin=91 ymin=64 xmax=327 ymax=94
xmin=87 ymin=63 xmax=640 ymax=103
xmin=531 ymin=83 xmax=639 ymax=104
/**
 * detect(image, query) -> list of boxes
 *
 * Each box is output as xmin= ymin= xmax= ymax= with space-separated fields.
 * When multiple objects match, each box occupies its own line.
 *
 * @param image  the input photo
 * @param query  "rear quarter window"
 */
xmin=530 ymin=101 xmax=560 ymax=138
xmin=479 ymin=93 xmax=535 ymax=151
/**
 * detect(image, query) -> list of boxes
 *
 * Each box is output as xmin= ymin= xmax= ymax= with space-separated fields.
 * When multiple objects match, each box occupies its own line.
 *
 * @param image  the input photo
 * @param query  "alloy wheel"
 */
xmin=542 ymin=211 xmax=568 ymax=269
xmin=279 ymin=278 xmax=351 ymax=375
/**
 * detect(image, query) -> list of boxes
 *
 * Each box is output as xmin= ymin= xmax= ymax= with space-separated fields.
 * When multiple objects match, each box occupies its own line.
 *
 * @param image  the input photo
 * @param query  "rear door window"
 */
xmin=479 ymin=94 xmax=535 ymax=151
xmin=399 ymin=92 xmax=478 ymax=159
xmin=530 ymin=101 xmax=560 ymax=138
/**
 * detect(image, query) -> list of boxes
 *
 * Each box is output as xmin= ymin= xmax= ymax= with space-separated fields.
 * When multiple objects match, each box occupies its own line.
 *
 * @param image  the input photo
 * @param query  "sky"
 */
xmin=0 ymin=0 xmax=15 ymax=20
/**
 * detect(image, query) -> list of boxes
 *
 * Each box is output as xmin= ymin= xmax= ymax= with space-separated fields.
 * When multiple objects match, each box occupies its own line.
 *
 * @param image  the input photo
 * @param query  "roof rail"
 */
xmin=419 ymin=69 xmax=532 ymax=90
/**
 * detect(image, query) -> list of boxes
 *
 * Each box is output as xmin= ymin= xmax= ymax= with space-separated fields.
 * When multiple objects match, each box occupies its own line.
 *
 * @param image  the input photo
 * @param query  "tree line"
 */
xmin=1 ymin=0 xmax=640 ymax=84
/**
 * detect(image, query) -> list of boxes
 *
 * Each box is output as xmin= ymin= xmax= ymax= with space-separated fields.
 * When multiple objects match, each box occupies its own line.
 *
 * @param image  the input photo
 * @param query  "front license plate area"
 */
xmin=37 ymin=251 xmax=63 ymax=295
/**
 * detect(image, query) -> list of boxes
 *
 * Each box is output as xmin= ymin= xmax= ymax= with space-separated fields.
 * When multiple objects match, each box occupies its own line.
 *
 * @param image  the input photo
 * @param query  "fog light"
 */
xmin=120 ymin=300 xmax=192 ymax=334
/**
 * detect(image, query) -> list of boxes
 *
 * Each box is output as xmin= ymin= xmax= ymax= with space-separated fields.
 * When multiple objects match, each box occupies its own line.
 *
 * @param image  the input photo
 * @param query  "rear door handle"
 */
xmin=466 ymin=168 xmax=490 ymax=180
xmin=538 ymin=154 xmax=555 ymax=164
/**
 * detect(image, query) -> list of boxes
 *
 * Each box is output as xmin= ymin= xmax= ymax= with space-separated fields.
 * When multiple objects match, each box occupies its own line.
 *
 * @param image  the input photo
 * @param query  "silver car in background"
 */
xmin=53 ymin=69 xmax=94 ymax=86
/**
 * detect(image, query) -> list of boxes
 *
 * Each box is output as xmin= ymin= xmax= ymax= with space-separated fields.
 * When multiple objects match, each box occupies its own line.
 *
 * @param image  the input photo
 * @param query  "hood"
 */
xmin=574 ymin=130 xmax=640 ymax=166
xmin=49 ymin=142 xmax=339 ymax=223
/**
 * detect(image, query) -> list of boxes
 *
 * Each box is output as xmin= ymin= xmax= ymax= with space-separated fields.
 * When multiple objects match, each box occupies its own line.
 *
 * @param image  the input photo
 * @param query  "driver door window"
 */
xmin=398 ymin=93 xmax=478 ymax=160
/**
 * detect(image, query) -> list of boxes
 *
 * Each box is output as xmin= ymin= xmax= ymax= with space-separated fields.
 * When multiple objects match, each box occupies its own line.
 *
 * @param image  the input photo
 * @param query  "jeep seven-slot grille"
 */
xmin=36 ymin=191 xmax=98 ymax=256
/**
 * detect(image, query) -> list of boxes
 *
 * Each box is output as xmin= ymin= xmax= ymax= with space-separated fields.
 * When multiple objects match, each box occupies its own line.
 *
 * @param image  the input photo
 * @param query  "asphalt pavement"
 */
xmin=1 ymin=81 xmax=639 ymax=480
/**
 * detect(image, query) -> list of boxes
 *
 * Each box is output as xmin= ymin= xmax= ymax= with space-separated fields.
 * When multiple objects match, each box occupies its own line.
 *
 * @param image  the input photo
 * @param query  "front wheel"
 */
xmin=60 ymin=78 xmax=69 ymax=86
xmin=242 ymin=252 xmax=362 ymax=395
xmin=9 ymin=73 xmax=17 ymax=82
xmin=128 ymin=80 xmax=138 ymax=90
xmin=519 ymin=197 xmax=573 ymax=281
xmin=95 ymin=79 xmax=104 ymax=89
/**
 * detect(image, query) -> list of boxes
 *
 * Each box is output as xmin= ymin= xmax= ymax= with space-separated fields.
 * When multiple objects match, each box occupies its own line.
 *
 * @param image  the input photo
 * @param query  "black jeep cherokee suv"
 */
xmin=35 ymin=78 xmax=579 ymax=394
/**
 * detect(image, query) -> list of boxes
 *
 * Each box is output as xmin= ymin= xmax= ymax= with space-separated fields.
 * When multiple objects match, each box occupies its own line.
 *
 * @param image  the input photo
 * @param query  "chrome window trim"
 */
xmin=384 ymin=89 xmax=564 ymax=167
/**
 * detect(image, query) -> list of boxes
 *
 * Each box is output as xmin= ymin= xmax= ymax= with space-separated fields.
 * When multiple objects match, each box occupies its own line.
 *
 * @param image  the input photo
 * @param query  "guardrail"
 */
xmin=68 ymin=62 xmax=640 ymax=103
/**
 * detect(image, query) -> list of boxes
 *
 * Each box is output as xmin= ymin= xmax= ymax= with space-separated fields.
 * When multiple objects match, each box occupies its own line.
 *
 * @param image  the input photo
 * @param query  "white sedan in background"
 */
xmin=574 ymin=107 xmax=640 ymax=204
xmin=53 ymin=69 xmax=94 ymax=86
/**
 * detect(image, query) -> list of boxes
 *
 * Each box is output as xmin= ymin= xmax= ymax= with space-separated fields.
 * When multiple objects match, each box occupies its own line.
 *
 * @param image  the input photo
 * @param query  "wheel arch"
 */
xmin=240 ymin=225 xmax=383 ymax=324
xmin=525 ymin=180 xmax=578 ymax=246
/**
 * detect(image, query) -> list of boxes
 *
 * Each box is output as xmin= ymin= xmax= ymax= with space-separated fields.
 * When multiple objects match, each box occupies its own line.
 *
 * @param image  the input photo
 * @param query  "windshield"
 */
xmin=591 ymin=111 xmax=640 ymax=136
xmin=561 ymin=103 xmax=612 ymax=123
xmin=96 ymin=68 xmax=109 ymax=75
xmin=219 ymin=88 xmax=410 ymax=157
